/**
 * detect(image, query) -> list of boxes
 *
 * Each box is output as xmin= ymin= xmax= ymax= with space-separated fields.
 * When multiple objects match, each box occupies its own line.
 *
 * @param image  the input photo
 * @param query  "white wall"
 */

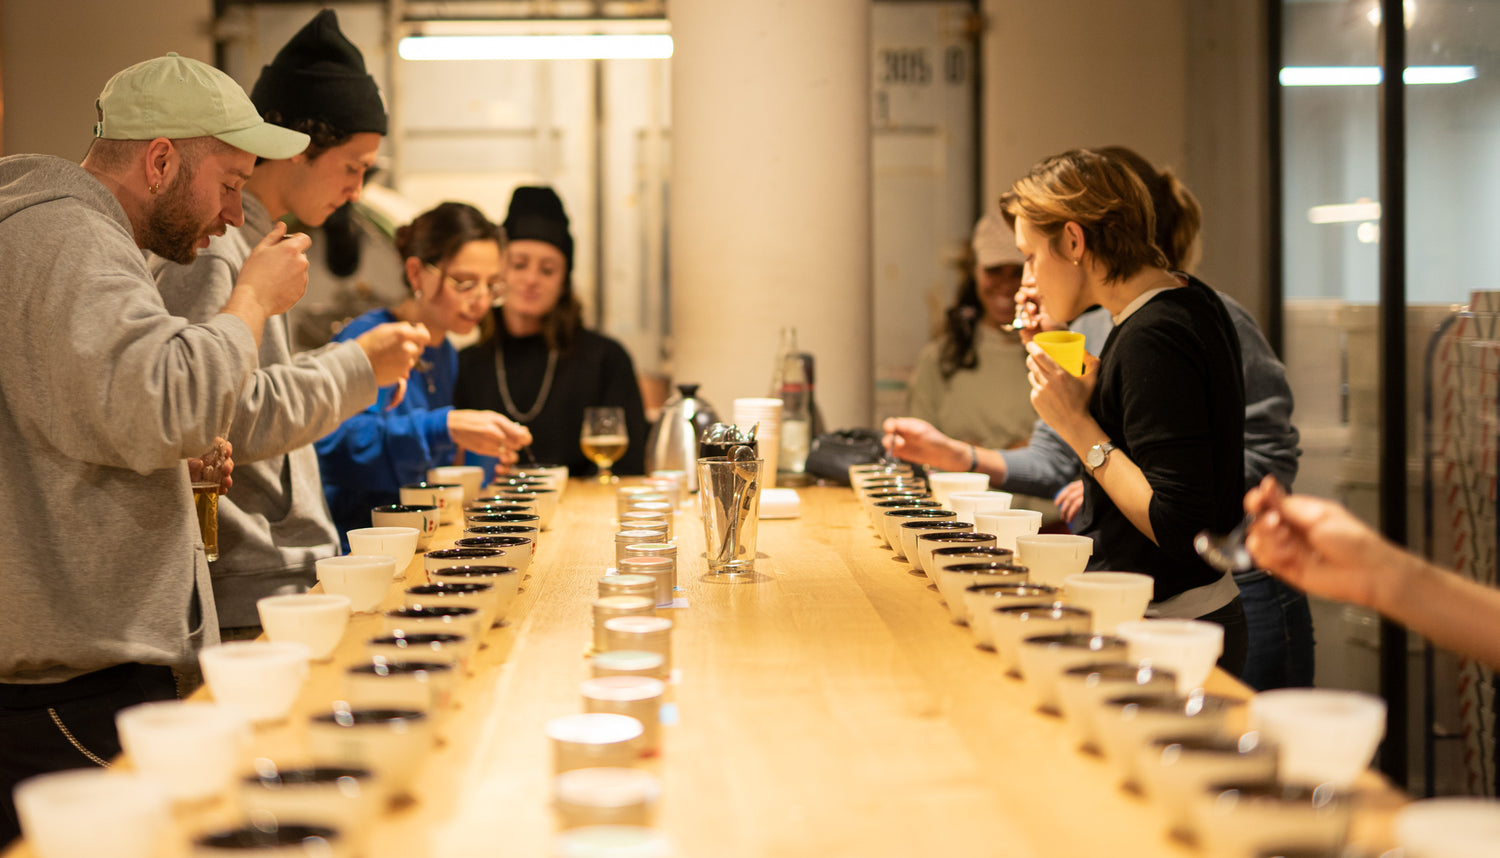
xmin=981 ymin=0 xmax=1270 ymax=327
xmin=1 ymin=0 xmax=212 ymax=158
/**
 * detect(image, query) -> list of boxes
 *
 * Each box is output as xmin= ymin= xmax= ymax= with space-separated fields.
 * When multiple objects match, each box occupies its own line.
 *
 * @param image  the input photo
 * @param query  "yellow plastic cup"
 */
xmin=1033 ymin=331 xmax=1086 ymax=377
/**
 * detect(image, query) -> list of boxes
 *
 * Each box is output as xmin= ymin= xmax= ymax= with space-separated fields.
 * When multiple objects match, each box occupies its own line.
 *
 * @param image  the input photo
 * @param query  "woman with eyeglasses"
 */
xmin=316 ymin=201 xmax=531 ymax=540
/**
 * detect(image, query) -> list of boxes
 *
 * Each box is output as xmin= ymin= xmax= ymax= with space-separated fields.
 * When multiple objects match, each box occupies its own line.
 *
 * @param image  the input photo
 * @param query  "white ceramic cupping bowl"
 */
xmin=925 ymin=471 xmax=991 ymax=510
xmin=1115 ymin=619 xmax=1224 ymax=696
xmin=1011 ymin=532 xmax=1091 ymax=585
xmin=1062 ymin=572 xmax=1153 ymax=634
xmin=197 ymin=641 xmax=312 ymax=724
xmin=346 ymin=527 xmax=419 ymax=578
xmin=1249 ymin=688 xmax=1386 ymax=789
xmin=1396 ymin=797 xmax=1500 ymax=858
xmin=15 ymin=770 xmax=169 ymax=858
xmin=114 ymin=701 xmax=250 ymax=803
xmin=256 ymin=593 xmax=352 ymax=660
xmin=316 ymin=554 xmax=398 ymax=614
xmin=949 ymin=490 xmax=1013 ymax=524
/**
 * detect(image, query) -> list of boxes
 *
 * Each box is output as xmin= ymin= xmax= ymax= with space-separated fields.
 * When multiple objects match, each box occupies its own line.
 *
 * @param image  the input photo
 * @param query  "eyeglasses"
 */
xmin=425 ymin=264 xmax=502 ymax=297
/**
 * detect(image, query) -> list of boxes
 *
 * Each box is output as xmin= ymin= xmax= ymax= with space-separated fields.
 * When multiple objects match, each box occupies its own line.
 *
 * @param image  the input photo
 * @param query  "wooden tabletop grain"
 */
xmin=5 ymin=480 xmax=1406 ymax=858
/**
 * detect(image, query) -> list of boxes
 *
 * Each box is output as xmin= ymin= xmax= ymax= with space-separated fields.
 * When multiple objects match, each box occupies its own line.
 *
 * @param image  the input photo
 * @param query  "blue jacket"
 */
xmin=315 ymin=308 xmax=457 ymax=539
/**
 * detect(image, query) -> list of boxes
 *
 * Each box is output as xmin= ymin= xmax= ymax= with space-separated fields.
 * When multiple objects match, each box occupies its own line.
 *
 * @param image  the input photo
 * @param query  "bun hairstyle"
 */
xmin=1095 ymin=145 xmax=1202 ymax=273
xmin=396 ymin=202 xmax=504 ymax=294
xmin=999 ymin=149 xmax=1168 ymax=284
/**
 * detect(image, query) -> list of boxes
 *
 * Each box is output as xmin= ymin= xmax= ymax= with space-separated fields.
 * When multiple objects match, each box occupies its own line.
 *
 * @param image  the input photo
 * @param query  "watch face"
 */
xmin=1087 ymin=446 xmax=1104 ymax=469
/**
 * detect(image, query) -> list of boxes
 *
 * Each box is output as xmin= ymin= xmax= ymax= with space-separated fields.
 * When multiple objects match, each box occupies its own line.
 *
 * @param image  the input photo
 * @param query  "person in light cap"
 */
xmin=151 ymin=9 xmax=430 ymax=637
xmin=900 ymin=210 xmax=1039 ymax=457
xmin=0 ymin=52 xmax=313 ymax=846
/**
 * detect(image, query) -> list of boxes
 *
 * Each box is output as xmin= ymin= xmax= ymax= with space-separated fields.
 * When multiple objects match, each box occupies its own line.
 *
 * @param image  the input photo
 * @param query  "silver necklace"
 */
xmin=494 ymin=341 xmax=558 ymax=423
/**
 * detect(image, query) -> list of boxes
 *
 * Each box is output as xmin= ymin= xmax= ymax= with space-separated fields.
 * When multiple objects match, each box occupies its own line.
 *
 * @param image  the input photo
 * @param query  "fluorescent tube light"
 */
xmin=1280 ymin=65 xmax=1477 ymax=86
xmin=398 ymin=34 xmax=673 ymax=61
xmin=1308 ymin=201 xmax=1382 ymax=224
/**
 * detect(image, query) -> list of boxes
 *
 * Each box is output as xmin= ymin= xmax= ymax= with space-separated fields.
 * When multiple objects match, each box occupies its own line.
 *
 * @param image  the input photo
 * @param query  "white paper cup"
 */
xmin=1062 ymin=572 xmax=1154 ymax=633
xmin=346 ymin=527 xmax=419 ymax=579
xmin=256 ymin=593 xmax=352 ymax=661
xmin=198 ymin=641 xmax=312 ymax=724
xmin=15 ymin=770 xmax=169 ymax=858
xmin=315 ymin=554 xmax=397 ymax=614
xmin=949 ymin=490 xmax=1014 ymax=523
xmin=115 ymin=701 xmax=249 ymax=804
xmin=1115 ymin=619 xmax=1224 ymax=695
xmin=1249 ymin=688 xmax=1386 ymax=789
xmin=925 ymin=471 xmax=991 ymax=510
xmin=976 ymin=510 xmax=1045 ymax=552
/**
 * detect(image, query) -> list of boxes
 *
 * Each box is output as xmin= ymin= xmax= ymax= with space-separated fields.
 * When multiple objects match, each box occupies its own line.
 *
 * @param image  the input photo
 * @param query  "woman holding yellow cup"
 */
xmin=996 ymin=149 xmax=1249 ymax=675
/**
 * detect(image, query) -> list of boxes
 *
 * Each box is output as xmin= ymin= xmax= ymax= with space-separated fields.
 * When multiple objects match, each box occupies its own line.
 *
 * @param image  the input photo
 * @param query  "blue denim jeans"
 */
xmin=1234 ymin=569 xmax=1316 ymax=690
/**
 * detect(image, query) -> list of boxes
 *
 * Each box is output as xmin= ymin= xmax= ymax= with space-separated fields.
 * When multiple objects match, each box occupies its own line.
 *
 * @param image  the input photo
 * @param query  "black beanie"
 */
xmin=503 ymin=186 xmax=574 ymax=271
xmin=250 ymin=9 xmax=387 ymax=137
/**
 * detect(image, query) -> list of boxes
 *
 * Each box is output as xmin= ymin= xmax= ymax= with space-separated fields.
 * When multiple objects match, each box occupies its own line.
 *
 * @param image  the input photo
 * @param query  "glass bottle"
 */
xmin=777 ymin=352 xmax=813 ymax=481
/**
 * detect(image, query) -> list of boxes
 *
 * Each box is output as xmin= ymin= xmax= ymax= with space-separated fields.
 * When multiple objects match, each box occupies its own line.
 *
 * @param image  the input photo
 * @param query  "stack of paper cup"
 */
xmin=733 ymin=397 xmax=783 ymax=489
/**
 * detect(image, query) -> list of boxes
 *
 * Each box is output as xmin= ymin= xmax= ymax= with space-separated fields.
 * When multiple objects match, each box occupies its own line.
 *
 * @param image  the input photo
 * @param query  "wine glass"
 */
xmin=581 ymin=406 xmax=628 ymax=484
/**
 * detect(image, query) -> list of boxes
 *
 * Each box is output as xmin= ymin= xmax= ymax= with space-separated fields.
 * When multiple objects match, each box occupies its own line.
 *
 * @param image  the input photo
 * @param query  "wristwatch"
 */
xmin=1083 ymin=440 xmax=1116 ymax=476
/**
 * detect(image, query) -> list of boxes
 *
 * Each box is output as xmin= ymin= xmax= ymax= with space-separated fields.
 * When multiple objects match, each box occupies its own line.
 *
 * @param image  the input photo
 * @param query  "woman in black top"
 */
xmin=453 ymin=187 xmax=648 ymax=477
xmin=1003 ymin=149 xmax=1250 ymax=674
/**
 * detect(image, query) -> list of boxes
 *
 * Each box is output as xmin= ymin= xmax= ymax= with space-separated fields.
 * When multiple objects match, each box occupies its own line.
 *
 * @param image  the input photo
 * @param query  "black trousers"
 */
xmin=0 ymin=663 xmax=179 ymax=849
xmin=1200 ymin=595 xmax=1250 ymax=679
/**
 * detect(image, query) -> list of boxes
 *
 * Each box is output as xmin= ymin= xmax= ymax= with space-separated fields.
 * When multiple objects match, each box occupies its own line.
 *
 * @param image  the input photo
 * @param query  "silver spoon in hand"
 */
xmin=1194 ymin=513 xmax=1256 ymax=574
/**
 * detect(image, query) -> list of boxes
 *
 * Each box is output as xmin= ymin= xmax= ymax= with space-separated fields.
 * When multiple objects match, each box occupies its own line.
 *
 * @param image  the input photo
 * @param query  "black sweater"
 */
xmin=1075 ymin=277 xmax=1246 ymax=602
xmin=454 ymin=325 xmax=649 ymax=477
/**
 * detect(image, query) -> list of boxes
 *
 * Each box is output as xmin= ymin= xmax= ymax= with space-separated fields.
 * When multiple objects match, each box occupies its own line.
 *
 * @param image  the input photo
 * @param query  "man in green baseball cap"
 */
xmin=0 ymin=53 xmax=311 ymax=846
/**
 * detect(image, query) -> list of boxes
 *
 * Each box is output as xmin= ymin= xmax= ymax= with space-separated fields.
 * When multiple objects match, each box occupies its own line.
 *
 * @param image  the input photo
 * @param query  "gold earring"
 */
xmin=1072 ymin=257 xmax=1081 ymax=266
xmin=148 ymin=183 xmax=160 ymax=195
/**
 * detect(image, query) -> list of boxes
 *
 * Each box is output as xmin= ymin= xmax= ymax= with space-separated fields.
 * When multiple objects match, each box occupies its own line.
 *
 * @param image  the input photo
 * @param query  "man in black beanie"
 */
xmin=152 ymin=10 xmax=430 ymax=636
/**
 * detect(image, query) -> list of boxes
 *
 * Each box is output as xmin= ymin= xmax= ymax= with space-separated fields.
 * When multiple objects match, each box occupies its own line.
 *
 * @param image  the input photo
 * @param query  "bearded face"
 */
xmin=140 ymin=156 xmax=208 ymax=265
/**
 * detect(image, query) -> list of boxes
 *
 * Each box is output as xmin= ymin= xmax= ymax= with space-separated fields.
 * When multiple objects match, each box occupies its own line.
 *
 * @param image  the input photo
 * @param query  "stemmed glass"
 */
xmin=580 ymin=406 xmax=628 ymax=484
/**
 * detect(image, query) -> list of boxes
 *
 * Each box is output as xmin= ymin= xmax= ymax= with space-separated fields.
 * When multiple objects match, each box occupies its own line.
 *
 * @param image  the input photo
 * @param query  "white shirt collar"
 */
xmin=1111 ymin=274 xmax=1186 ymax=325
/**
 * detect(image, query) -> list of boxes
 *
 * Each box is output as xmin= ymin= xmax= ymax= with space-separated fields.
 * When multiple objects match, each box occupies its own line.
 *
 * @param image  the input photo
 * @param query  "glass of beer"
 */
xmin=192 ymin=437 xmax=228 ymax=563
xmin=580 ymin=407 xmax=628 ymax=484
xmin=192 ymin=482 xmax=219 ymax=562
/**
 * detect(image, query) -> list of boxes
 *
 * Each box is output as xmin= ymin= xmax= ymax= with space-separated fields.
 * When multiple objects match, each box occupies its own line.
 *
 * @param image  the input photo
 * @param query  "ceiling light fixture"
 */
xmin=1280 ymin=65 xmax=1477 ymax=86
xmin=398 ymin=33 xmax=673 ymax=61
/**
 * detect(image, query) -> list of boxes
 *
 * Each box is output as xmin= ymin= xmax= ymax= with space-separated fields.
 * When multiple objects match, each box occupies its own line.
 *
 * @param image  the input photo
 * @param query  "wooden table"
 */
xmin=6 ymin=481 xmax=1405 ymax=857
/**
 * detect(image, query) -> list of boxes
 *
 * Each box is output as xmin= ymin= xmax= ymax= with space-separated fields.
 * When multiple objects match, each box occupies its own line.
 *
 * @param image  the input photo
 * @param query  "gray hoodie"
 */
xmin=0 ymin=154 xmax=257 ymax=682
xmin=151 ymin=192 xmax=377 ymax=627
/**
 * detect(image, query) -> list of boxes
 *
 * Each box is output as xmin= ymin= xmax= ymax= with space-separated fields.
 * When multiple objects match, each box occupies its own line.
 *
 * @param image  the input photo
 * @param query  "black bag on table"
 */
xmin=804 ymin=428 xmax=886 ymax=485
